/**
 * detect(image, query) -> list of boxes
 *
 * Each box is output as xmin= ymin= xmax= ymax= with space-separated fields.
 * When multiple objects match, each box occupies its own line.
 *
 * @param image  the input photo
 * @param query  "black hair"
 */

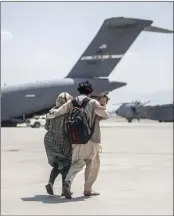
xmin=77 ymin=80 xmax=93 ymax=95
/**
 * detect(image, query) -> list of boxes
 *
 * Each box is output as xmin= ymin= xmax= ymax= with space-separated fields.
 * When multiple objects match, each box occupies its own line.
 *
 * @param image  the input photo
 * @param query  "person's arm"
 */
xmin=46 ymin=100 xmax=71 ymax=119
xmin=99 ymin=116 xmax=109 ymax=121
xmin=94 ymin=101 xmax=110 ymax=119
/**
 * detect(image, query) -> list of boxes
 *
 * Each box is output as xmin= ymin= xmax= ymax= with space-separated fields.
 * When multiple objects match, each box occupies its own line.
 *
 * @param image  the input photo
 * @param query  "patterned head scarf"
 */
xmin=56 ymin=92 xmax=73 ymax=107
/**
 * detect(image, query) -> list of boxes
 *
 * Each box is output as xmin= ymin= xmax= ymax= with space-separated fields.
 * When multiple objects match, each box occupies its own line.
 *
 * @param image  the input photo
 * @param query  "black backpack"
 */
xmin=67 ymin=97 xmax=94 ymax=144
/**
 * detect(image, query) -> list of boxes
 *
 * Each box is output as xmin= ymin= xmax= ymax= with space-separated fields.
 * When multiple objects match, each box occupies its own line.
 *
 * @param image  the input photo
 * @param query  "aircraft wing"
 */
xmin=66 ymin=17 xmax=173 ymax=79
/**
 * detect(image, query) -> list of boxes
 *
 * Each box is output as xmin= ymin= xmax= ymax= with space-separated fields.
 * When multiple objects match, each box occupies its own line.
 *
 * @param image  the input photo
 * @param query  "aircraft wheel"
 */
xmin=127 ymin=119 xmax=132 ymax=123
xmin=34 ymin=122 xmax=41 ymax=128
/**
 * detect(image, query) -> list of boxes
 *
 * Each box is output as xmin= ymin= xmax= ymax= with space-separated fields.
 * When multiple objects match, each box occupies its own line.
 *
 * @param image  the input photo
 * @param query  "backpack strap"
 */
xmin=88 ymin=114 xmax=97 ymax=139
xmin=81 ymin=97 xmax=91 ymax=109
xmin=72 ymin=97 xmax=91 ymax=109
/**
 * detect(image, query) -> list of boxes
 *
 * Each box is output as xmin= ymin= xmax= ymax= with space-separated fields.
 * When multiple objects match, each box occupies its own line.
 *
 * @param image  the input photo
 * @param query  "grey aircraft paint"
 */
xmin=115 ymin=102 xmax=174 ymax=122
xmin=115 ymin=101 xmax=150 ymax=122
xmin=144 ymin=104 xmax=174 ymax=122
xmin=1 ymin=17 xmax=173 ymax=126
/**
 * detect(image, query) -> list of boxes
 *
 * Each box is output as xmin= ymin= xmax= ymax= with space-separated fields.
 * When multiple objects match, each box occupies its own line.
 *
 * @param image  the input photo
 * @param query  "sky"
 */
xmin=1 ymin=2 xmax=173 ymax=110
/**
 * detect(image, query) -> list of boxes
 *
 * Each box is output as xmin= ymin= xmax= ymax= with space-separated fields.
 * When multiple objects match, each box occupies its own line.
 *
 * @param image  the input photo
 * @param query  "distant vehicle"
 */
xmin=26 ymin=115 xmax=46 ymax=128
xmin=115 ymin=100 xmax=150 ymax=122
xmin=1 ymin=17 xmax=173 ymax=127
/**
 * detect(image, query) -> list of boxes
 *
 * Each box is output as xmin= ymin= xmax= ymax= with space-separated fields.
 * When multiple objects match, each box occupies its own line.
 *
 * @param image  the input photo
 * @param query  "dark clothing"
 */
xmin=44 ymin=112 xmax=72 ymax=186
xmin=44 ymin=113 xmax=72 ymax=170
xmin=49 ymin=163 xmax=71 ymax=186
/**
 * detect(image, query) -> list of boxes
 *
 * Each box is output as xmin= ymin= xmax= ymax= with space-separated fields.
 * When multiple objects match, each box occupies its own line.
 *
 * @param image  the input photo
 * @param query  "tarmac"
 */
xmin=1 ymin=119 xmax=173 ymax=215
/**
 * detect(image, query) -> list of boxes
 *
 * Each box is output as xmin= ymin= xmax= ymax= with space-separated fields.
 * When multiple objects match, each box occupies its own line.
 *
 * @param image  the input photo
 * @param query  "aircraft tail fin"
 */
xmin=66 ymin=17 xmax=173 ymax=79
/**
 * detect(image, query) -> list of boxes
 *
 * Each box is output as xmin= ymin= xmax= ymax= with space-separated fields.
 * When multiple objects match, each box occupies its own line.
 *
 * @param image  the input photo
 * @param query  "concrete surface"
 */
xmin=17 ymin=116 xmax=157 ymax=128
xmin=1 ymin=122 xmax=173 ymax=215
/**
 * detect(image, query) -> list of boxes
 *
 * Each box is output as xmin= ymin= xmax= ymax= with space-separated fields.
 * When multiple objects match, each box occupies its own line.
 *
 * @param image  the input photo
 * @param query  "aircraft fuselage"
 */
xmin=1 ymin=78 xmax=126 ymax=122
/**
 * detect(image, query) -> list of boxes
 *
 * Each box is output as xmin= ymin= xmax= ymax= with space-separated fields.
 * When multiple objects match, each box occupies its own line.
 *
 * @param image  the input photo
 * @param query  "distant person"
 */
xmin=131 ymin=106 xmax=140 ymax=122
xmin=47 ymin=80 xmax=110 ymax=199
xmin=44 ymin=92 xmax=73 ymax=196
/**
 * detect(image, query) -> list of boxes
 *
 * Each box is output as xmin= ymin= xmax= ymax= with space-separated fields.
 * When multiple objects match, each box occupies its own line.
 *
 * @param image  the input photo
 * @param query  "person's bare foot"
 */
xmin=84 ymin=190 xmax=100 ymax=196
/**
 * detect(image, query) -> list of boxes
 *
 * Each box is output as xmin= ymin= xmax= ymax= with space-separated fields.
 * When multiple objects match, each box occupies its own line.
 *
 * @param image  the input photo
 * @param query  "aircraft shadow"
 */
xmin=21 ymin=194 xmax=90 ymax=204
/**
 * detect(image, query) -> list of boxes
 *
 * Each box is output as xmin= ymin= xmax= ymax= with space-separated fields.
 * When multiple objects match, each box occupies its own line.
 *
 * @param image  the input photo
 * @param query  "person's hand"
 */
xmin=99 ymin=100 xmax=106 ymax=107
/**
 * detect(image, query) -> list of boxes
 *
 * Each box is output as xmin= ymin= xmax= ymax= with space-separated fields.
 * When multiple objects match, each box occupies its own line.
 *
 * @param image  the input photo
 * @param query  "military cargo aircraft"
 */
xmin=1 ymin=17 xmax=173 ymax=127
xmin=115 ymin=100 xmax=150 ymax=122
xmin=115 ymin=101 xmax=173 ymax=123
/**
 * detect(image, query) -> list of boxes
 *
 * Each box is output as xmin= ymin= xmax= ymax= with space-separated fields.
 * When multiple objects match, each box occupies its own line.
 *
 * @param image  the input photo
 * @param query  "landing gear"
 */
xmin=1 ymin=121 xmax=17 ymax=127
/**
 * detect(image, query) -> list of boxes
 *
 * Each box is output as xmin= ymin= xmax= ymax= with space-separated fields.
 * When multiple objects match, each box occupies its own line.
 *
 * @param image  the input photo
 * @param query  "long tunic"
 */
xmin=44 ymin=113 xmax=72 ymax=169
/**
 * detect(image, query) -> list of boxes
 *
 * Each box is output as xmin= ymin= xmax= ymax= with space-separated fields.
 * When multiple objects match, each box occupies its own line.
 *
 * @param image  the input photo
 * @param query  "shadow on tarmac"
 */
xmin=21 ymin=194 xmax=90 ymax=204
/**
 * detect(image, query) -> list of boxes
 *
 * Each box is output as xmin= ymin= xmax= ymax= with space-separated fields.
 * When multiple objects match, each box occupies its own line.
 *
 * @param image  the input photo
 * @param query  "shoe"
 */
xmin=84 ymin=190 xmax=100 ymax=196
xmin=63 ymin=181 xmax=72 ymax=199
xmin=45 ymin=183 xmax=54 ymax=195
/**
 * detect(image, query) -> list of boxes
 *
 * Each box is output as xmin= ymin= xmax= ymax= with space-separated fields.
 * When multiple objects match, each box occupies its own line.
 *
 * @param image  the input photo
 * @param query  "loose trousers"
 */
xmin=65 ymin=141 xmax=100 ymax=192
